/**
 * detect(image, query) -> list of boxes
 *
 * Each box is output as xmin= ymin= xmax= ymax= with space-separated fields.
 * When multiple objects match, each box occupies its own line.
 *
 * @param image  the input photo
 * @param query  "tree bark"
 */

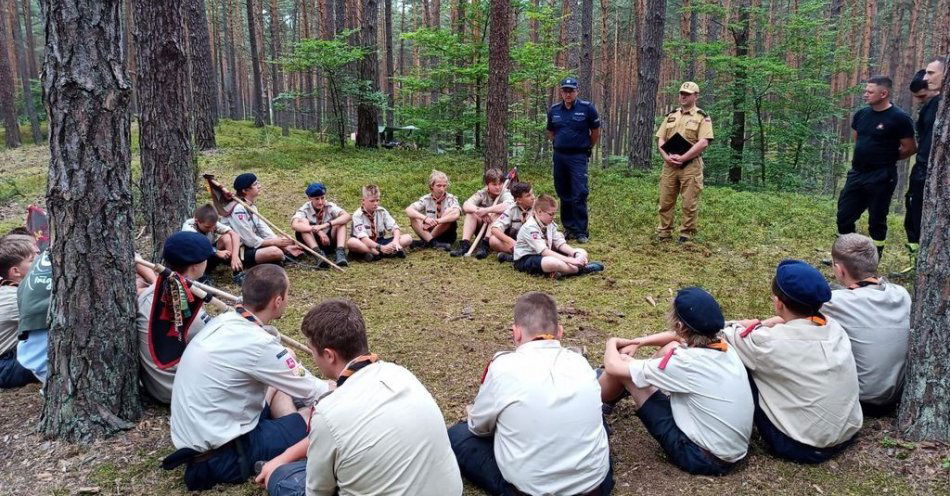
xmin=562 ymin=0 xmax=579 ymax=73
xmin=20 ymin=0 xmax=38 ymax=79
xmin=384 ymin=0 xmax=395 ymax=127
xmin=356 ymin=0 xmax=380 ymax=147
xmin=728 ymin=0 xmax=751 ymax=183
xmin=0 ymin=15 xmax=21 ymax=149
xmin=39 ymin=0 xmax=140 ymax=442
xmin=10 ymin=0 xmax=43 ymax=144
xmin=225 ymin=0 xmax=242 ymax=119
xmin=898 ymin=62 xmax=950 ymax=442
xmin=485 ymin=0 xmax=511 ymax=171
xmin=133 ymin=0 xmax=196 ymax=260
xmin=269 ymin=0 xmax=288 ymax=136
xmin=247 ymin=0 xmax=266 ymax=126
xmin=578 ymin=0 xmax=593 ymax=92
xmin=626 ymin=0 xmax=665 ymax=170
xmin=186 ymin=0 xmax=218 ymax=149
xmin=598 ymin=0 xmax=611 ymax=167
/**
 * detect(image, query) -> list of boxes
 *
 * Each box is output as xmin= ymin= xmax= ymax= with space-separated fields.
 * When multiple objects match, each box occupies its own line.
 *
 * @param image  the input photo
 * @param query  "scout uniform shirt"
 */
xmin=170 ymin=310 xmax=327 ymax=452
xmin=822 ymin=281 xmax=911 ymax=406
xmin=0 ymin=283 xmax=19 ymax=355
xmin=627 ymin=344 xmax=754 ymax=462
xmin=223 ymin=201 xmax=277 ymax=249
xmin=351 ymin=207 xmax=399 ymax=240
xmin=468 ymin=339 xmax=610 ymax=495
xmin=307 ymin=361 xmax=463 ymax=496
xmin=291 ymin=201 xmax=346 ymax=236
xmin=181 ymin=218 xmax=232 ymax=245
xmin=722 ymin=318 xmax=863 ymax=448
xmin=409 ymin=192 xmax=461 ymax=220
xmin=465 ymin=187 xmax=514 ymax=209
xmin=655 ymin=107 xmax=714 ymax=166
xmin=513 ymin=214 xmax=567 ymax=261
xmin=492 ymin=204 xmax=531 ymax=238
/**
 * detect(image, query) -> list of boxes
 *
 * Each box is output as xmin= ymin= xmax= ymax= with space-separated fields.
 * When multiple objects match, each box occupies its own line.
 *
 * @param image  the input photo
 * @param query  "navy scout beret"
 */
xmin=233 ymin=173 xmax=257 ymax=191
xmin=774 ymin=259 xmax=831 ymax=308
xmin=674 ymin=287 xmax=725 ymax=337
xmin=306 ymin=183 xmax=327 ymax=197
xmin=163 ymin=231 xmax=214 ymax=267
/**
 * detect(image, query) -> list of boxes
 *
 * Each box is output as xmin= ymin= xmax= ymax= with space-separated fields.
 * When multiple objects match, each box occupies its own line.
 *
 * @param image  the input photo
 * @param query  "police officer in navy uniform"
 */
xmin=547 ymin=77 xmax=601 ymax=244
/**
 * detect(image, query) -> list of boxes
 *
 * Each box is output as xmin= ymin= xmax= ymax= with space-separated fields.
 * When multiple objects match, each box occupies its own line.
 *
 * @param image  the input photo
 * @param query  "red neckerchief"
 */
xmin=848 ymin=277 xmax=881 ymax=290
xmin=336 ymin=353 xmax=379 ymax=387
xmin=235 ymin=305 xmax=266 ymax=329
xmin=658 ymin=340 xmax=728 ymax=370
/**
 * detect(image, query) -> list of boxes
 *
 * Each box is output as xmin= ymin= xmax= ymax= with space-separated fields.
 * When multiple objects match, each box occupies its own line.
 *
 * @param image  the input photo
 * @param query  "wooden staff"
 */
xmin=189 ymin=279 xmax=241 ymax=304
xmin=465 ymin=168 xmax=518 ymax=257
xmin=135 ymin=257 xmax=311 ymax=355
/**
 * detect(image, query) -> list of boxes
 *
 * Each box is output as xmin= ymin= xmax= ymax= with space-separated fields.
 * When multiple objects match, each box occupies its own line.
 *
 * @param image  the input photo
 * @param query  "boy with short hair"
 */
xmin=513 ymin=193 xmax=604 ymax=277
xmin=823 ymin=233 xmax=911 ymax=413
xmin=451 ymin=168 xmax=514 ymax=258
xmin=406 ymin=170 xmax=461 ymax=251
xmin=488 ymin=181 xmax=534 ymax=263
xmin=225 ymin=172 xmax=304 ymax=268
xmin=347 ymin=184 xmax=412 ymax=262
xmin=723 ymin=260 xmax=863 ymax=464
xmin=290 ymin=183 xmax=351 ymax=268
xmin=0 ymin=235 xmax=40 ymax=388
xmin=600 ymin=287 xmax=753 ymax=475
xmin=182 ymin=203 xmax=243 ymax=274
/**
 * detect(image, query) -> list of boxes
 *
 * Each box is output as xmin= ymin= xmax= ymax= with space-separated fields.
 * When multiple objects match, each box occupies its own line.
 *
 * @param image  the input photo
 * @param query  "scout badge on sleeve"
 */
xmin=25 ymin=204 xmax=50 ymax=251
xmin=147 ymin=271 xmax=207 ymax=369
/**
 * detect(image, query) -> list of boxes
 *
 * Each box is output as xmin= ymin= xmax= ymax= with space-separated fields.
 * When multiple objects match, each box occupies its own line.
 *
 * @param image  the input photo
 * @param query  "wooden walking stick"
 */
xmin=203 ymin=174 xmax=345 ymax=272
xmin=465 ymin=167 xmax=518 ymax=257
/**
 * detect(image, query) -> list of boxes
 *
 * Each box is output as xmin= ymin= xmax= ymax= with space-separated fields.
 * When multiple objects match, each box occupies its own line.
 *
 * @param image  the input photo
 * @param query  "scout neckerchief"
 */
xmin=658 ymin=339 xmax=728 ymax=370
xmin=235 ymin=305 xmax=266 ymax=329
xmin=740 ymin=314 xmax=827 ymax=338
xmin=531 ymin=334 xmax=557 ymax=341
xmin=362 ymin=208 xmax=378 ymax=239
xmin=336 ymin=353 xmax=379 ymax=387
xmin=312 ymin=202 xmax=327 ymax=225
xmin=534 ymin=213 xmax=555 ymax=250
xmin=432 ymin=193 xmax=446 ymax=218
xmin=848 ymin=277 xmax=881 ymax=290
xmin=148 ymin=273 xmax=207 ymax=369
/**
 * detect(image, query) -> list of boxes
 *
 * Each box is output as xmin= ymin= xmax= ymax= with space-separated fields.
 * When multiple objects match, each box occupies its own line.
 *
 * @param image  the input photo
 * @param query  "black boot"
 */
xmin=474 ymin=240 xmax=489 ymax=259
xmin=450 ymin=239 xmax=471 ymax=257
xmin=335 ymin=248 xmax=348 ymax=267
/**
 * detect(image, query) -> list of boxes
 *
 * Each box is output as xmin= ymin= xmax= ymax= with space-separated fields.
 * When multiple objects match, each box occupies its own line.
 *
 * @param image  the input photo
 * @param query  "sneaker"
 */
xmin=430 ymin=240 xmax=452 ymax=251
xmin=363 ymin=252 xmax=376 ymax=262
xmin=497 ymin=252 xmax=514 ymax=263
xmin=450 ymin=240 xmax=471 ymax=257
xmin=576 ymin=235 xmax=589 ymax=244
xmin=395 ymin=249 xmax=406 ymax=259
xmin=410 ymin=239 xmax=427 ymax=249
xmin=474 ymin=240 xmax=489 ymax=259
xmin=581 ymin=262 xmax=605 ymax=274
xmin=335 ymin=248 xmax=349 ymax=267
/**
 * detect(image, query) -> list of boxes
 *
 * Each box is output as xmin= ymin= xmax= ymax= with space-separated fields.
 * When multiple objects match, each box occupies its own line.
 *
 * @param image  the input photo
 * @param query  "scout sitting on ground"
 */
xmin=450 ymin=168 xmax=514 ymax=258
xmin=225 ymin=173 xmax=304 ymax=268
xmin=15 ymin=246 xmax=52 ymax=384
xmin=136 ymin=232 xmax=216 ymax=404
xmin=488 ymin=181 xmax=534 ymax=263
xmin=182 ymin=203 xmax=243 ymax=276
xmin=256 ymin=299 xmax=463 ymax=496
xmin=822 ymin=233 xmax=911 ymax=415
xmin=405 ymin=169 xmax=461 ymax=251
xmin=448 ymin=292 xmax=613 ymax=496
xmin=0 ymin=234 xmax=40 ymax=389
xmin=347 ymin=184 xmax=412 ymax=261
xmin=513 ymin=193 xmax=604 ymax=277
xmin=165 ymin=264 xmax=330 ymax=491
xmin=290 ymin=183 xmax=351 ymax=268
xmin=600 ymin=287 xmax=753 ymax=475
xmin=722 ymin=260 xmax=863 ymax=464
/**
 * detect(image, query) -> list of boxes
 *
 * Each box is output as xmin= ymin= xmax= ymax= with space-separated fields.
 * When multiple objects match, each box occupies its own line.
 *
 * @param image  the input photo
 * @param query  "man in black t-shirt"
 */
xmin=837 ymin=76 xmax=916 ymax=258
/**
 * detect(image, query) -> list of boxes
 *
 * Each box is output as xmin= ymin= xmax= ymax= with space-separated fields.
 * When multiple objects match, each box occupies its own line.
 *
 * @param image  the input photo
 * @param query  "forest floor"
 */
xmin=0 ymin=121 xmax=947 ymax=496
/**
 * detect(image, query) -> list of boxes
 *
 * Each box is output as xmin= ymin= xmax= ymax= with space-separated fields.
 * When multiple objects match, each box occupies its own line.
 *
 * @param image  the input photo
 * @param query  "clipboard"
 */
xmin=660 ymin=132 xmax=693 ymax=156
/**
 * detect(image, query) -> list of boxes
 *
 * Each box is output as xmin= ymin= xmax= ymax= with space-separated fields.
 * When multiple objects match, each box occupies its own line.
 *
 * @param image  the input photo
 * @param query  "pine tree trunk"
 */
xmin=0 ymin=16 xmax=21 ymax=149
xmin=225 ymin=0 xmax=242 ymax=119
xmin=39 ymin=0 xmax=140 ymax=442
xmin=10 ymin=0 xmax=43 ymax=145
xmin=20 ymin=0 xmax=38 ymax=79
xmin=598 ymin=0 xmax=611 ymax=167
xmin=186 ymin=0 xmax=218 ymax=149
xmin=133 ymin=0 xmax=197 ymax=260
xmin=898 ymin=65 xmax=950 ymax=442
xmin=728 ymin=0 xmax=751 ymax=183
xmin=485 ymin=0 xmax=510 ymax=171
xmin=578 ymin=0 xmax=593 ymax=91
xmin=269 ymin=0 xmax=288 ymax=136
xmin=384 ymin=0 xmax=395 ymax=127
xmin=626 ymin=0 xmax=665 ymax=170
xmin=356 ymin=0 xmax=380 ymax=147
xmin=247 ymin=0 xmax=266 ymax=126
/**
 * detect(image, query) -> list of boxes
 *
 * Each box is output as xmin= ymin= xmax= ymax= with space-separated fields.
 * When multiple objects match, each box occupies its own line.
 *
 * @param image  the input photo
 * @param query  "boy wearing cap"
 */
xmin=0 ymin=234 xmax=41 ymax=388
xmin=182 ymin=203 xmax=243 ymax=275
xmin=513 ymin=194 xmax=604 ymax=277
xmin=823 ymin=233 xmax=911 ymax=414
xmin=488 ymin=181 xmax=534 ymax=263
xmin=291 ymin=183 xmax=351 ymax=268
xmin=226 ymin=173 xmax=304 ymax=268
xmin=450 ymin=169 xmax=514 ymax=258
xmin=723 ymin=260 xmax=863 ymax=463
xmin=600 ymin=287 xmax=753 ymax=475
xmin=655 ymin=81 xmax=713 ymax=243
xmin=136 ymin=232 xmax=216 ymax=404
xmin=406 ymin=170 xmax=461 ymax=251
xmin=347 ymin=184 xmax=412 ymax=262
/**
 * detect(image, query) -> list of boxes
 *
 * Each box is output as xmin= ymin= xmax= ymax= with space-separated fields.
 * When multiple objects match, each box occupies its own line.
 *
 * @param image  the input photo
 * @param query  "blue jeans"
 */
xmin=17 ymin=329 xmax=48 ymax=383
xmin=447 ymin=422 xmax=613 ymax=495
xmin=267 ymin=460 xmax=309 ymax=496
xmin=0 ymin=350 xmax=39 ymax=389
xmin=553 ymin=151 xmax=590 ymax=238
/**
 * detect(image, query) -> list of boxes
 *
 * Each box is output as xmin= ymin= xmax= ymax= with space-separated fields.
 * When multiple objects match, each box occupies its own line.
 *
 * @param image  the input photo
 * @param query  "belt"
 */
xmin=554 ymin=147 xmax=589 ymax=155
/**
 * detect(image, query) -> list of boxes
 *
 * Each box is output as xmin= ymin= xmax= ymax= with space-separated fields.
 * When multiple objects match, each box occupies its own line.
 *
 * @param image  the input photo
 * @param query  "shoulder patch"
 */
xmin=739 ymin=322 xmax=761 ymax=338
xmin=657 ymin=348 xmax=677 ymax=370
xmin=697 ymin=109 xmax=708 ymax=117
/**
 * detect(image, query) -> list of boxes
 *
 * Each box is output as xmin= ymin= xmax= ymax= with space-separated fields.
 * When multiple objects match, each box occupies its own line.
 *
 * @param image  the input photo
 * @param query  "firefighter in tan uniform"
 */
xmin=655 ymin=81 xmax=714 ymax=242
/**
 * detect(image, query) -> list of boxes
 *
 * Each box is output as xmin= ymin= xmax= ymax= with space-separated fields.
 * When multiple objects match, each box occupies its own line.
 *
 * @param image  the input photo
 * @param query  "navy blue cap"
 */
xmin=674 ymin=287 xmax=725 ymax=337
xmin=560 ymin=77 xmax=578 ymax=89
xmin=163 ymin=231 xmax=214 ymax=267
xmin=233 ymin=173 xmax=257 ymax=191
xmin=774 ymin=259 xmax=831 ymax=308
xmin=306 ymin=183 xmax=327 ymax=197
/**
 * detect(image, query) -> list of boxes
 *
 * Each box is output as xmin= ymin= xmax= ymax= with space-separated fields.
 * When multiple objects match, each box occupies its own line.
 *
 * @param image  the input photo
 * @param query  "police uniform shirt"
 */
xmin=627 ymin=345 xmax=754 ymax=462
xmin=468 ymin=340 xmax=610 ymax=495
xmin=822 ymin=282 xmax=911 ymax=406
xmin=0 ymin=285 xmax=19 ymax=355
xmin=223 ymin=202 xmax=277 ymax=249
xmin=655 ymin=107 xmax=714 ymax=147
xmin=513 ymin=214 xmax=567 ymax=260
xmin=492 ymin=204 xmax=532 ymax=238
xmin=547 ymin=100 xmax=601 ymax=151
xmin=170 ymin=310 xmax=327 ymax=452
xmin=409 ymin=193 xmax=461 ymax=220
xmin=351 ymin=207 xmax=399 ymax=239
xmin=136 ymin=284 xmax=212 ymax=404
xmin=465 ymin=187 xmax=514 ymax=210
xmin=306 ymin=361 xmax=463 ymax=496
xmin=181 ymin=218 xmax=232 ymax=245
xmin=291 ymin=201 xmax=346 ymax=235
xmin=851 ymin=105 xmax=915 ymax=170
xmin=722 ymin=318 xmax=863 ymax=448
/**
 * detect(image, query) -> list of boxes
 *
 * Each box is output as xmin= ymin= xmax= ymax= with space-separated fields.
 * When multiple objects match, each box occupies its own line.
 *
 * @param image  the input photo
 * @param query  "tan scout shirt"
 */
xmin=351 ymin=207 xmax=399 ymax=239
xmin=291 ymin=201 xmax=345 ymax=235
xmin=409 ymin=193 xmax=461 ymax=220
xmin=223 ymin=201 xmax=277 ymax=249
xmin=465 ymin=187 xmax=514 ymax=209
xmin=722 ymin=318 xmax=863 ymax=448
xmin=656 ymin=107 xmax=714 ymax=166
xmin=513 ymin=214 xmax=566 ymax=260
xmin=492 ymin=204 xmax=532 ymax=238
xmin=181 ymin=218 xmax=232 ymax=244
xmin=0 ymin=285 xmax=19 ymax=355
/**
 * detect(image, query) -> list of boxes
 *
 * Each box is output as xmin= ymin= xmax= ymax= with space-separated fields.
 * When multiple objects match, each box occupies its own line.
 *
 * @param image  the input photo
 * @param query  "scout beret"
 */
xmin=233 ymin=173 xmax=257 ymax=191
xmin=306 ymin=182 xmax=327 ymax=197
xmin=674 ymin=287 xmax=725 ymax=337
xmin=163 ymin=231 xmax=214 ymax=267
xmin=560 ymin=77 xmax=578 ymax=89
xmin=774 ymin=259 xmax=831 ymax=308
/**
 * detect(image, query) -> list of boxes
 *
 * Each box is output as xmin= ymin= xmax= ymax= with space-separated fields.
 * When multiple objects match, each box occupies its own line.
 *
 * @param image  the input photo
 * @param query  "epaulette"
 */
xmin=666 ymin=109 xmax=678 ymax=116
xmin=697 ymin=109 xmax=708 ymax=117
xmin=739 ymin=320 xmax=761 ymax=338
xmin=579 ymin=99 xmax=591 ymax=105
xmin=550 ymin=102 xmax=561 ymax=109
xmin=657 ymin=348 xmax=677 ymax=370
xmin=480 ymin=351 xmax=511 ymax=384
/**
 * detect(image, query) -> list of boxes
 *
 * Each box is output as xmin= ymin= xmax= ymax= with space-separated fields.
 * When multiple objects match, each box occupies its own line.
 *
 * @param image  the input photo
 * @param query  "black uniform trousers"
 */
xmin=836 ymin=166 xmax=898 ymax=242
xmin=903 ymin=162 xmax=926 ymax=245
